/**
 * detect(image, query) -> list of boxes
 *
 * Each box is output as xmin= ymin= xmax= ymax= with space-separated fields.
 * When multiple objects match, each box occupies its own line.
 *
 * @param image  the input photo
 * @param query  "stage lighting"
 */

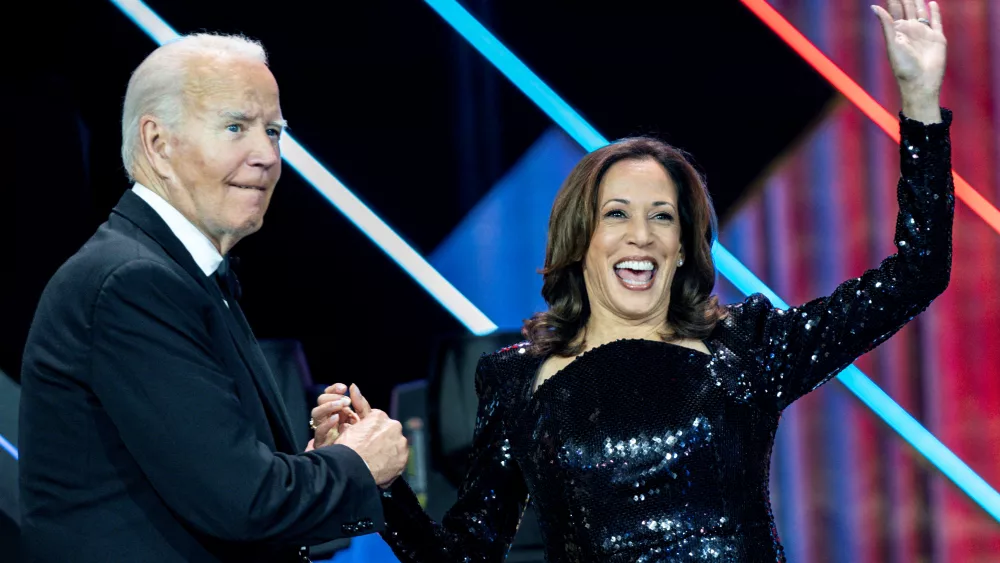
xmin=423 ymin=0 xmax=1000 ymax=522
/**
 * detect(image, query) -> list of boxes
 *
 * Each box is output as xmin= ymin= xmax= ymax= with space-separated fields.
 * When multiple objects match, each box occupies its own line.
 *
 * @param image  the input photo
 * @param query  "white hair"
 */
xmin=120 ymin=33 xmax=268 ymax=180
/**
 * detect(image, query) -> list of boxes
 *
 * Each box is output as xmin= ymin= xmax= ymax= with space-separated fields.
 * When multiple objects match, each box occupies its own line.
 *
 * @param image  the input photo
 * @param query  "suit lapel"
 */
xmin=112 ymin=190 xmax=300 ymax=453
xmin=216 ymin=286 xmax=300 ymax=452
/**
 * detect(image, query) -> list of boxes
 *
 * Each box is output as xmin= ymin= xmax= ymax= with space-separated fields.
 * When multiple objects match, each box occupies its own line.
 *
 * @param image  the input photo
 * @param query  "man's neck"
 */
xmin=132 ymin=174 xmax=231 ymax=254
xmin=131 ymin=182 xmax=225 ymax=277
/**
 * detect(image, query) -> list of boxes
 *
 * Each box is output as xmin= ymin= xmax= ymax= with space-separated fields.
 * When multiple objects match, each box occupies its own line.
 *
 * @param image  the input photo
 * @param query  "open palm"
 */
xmin=873 ymin=0 xmax=947 ymax=93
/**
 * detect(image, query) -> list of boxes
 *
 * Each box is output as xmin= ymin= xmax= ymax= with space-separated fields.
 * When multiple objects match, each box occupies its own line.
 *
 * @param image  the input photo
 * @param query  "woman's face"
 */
xmin=583 ymin=158 xmax=684 ymax=324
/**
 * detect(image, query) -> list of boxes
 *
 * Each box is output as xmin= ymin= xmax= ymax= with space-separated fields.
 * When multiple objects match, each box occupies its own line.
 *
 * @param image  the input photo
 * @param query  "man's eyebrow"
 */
xmin=218 ymin=111 xmax=288 ymax=130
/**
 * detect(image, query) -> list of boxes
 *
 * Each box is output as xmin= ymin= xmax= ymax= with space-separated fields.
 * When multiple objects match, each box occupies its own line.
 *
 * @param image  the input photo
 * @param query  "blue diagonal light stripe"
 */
xmin=422 ymin=0 xmax=1000 ymax=522
xmin=107 ymin=0 xmax=498 ymax=337
xmin=0 ymin=434 xmax=17 ymax=460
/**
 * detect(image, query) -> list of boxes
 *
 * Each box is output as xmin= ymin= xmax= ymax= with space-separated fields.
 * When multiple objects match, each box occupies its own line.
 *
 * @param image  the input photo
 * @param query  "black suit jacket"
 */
xmin=19 ymin=190 xmax=383 ymax=562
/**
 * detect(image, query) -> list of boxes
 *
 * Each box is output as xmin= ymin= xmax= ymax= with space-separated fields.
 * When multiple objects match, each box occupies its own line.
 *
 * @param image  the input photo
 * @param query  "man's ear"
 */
xmin=139 ymin=115 xmax=174 ymax=177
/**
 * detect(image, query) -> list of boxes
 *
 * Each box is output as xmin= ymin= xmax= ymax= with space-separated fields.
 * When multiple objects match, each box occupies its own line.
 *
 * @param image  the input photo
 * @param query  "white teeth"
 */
xmin=614 ymin=260 xmax=655 ymax=271
xmin=620 ymin=278 xmax=650 ymax=287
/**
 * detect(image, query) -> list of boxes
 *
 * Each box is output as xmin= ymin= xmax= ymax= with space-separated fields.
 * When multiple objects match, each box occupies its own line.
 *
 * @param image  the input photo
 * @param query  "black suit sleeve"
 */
xmin=89 ymin=259 xmax=382 ymax=543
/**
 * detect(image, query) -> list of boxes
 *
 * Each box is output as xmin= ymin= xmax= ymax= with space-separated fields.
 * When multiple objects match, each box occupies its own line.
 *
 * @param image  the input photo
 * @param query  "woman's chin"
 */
xmin=608 ymin=297 xmax=666 ymax=321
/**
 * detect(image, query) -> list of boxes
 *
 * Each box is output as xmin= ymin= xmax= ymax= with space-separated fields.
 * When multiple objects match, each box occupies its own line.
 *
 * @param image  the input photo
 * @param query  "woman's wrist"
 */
xmin=900 ymin=89 xmax=942 ymax=124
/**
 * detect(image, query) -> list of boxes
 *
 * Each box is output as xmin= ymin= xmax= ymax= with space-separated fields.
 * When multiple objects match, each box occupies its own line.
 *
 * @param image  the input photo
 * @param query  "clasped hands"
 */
xmin=306 ymin=383 xmax=408 ymax=489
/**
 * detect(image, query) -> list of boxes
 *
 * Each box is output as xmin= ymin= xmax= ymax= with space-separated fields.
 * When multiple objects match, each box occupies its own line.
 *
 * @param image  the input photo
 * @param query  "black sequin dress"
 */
xmin=379 ymin=111 xmax=954 ymax=562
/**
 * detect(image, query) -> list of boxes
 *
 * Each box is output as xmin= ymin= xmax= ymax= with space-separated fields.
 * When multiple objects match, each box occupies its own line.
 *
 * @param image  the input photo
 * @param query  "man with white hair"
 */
xmin=19 ymin=33 xmax=407 ymax=562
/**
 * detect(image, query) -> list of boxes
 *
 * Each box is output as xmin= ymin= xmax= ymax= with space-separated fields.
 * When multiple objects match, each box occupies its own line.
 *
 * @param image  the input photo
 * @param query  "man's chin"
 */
xmin=216 ymin=218 xmax=264 ymax=252
xmin=235 ymin=219 xmax=264 ymax=240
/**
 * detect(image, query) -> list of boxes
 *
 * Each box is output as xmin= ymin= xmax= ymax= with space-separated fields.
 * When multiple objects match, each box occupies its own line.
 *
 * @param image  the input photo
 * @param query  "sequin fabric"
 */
xmin=379 ymin=110 xmax=953 ymax=562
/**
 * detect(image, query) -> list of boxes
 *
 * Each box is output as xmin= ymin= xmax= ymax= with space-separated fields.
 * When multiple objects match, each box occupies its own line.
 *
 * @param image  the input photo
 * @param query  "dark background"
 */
xmin=9 ymin=0 xmax=836 ymax=410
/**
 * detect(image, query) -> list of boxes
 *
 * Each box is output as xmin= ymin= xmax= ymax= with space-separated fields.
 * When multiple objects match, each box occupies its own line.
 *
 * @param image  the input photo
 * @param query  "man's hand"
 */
xmin=310 ymin=383 xmax=408 ymax=488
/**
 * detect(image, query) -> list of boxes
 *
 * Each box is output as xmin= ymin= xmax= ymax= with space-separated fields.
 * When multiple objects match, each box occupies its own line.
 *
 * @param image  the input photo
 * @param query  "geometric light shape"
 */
xmin=279 ymin=138 xmax=498 ymax=335
xmin=0 ymin=435 xmax=16 ymax=461
xmin=423 ymin=0 xmax=1000 ymax=522
xmin=108 ymin=0 xmax=498 ymax=336
xmin=109 ymin=0 xmax=180 ymax=43
xmin=741 ymin=0 xmax=1000 ymax=236
xmin=430 ymin=127 xmax=585 ymax=330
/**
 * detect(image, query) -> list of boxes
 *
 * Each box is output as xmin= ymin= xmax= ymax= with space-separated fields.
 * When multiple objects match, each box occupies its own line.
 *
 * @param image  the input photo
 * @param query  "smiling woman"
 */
xmin=313 ymin=1 xmax=956 ymax=561
xmin=522 ymin=137 xmax=725 ymax=360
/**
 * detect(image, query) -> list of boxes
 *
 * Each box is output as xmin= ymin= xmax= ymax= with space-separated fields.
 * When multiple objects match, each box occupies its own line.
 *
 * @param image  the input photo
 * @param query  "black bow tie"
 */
xmin=215 ymin=255 xmax=242 ymax=301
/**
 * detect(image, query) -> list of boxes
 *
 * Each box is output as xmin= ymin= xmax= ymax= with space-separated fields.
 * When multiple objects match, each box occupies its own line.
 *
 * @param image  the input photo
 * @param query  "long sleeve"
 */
xmin=89 ymin=259 xmax=382 ymax=544
xmin=729 ymin=108 xmax=954 ymax=412
xmin=378 ymin=355 xmax=530 ymax=563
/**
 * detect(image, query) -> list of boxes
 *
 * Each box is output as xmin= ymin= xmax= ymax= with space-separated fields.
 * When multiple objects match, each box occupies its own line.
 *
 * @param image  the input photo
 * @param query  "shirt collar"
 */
xmin=132 ymin=183 xmax=224 ymax=277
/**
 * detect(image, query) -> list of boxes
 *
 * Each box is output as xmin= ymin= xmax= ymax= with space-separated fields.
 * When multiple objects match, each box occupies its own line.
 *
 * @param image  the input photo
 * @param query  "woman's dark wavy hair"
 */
xmin=522 ymin=136 xmax=726 ymax=357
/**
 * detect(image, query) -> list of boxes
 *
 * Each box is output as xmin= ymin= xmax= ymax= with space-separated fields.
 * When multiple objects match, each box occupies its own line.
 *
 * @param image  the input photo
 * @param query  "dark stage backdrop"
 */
xmin=10 ymin=1 xmax=833 ymax=417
